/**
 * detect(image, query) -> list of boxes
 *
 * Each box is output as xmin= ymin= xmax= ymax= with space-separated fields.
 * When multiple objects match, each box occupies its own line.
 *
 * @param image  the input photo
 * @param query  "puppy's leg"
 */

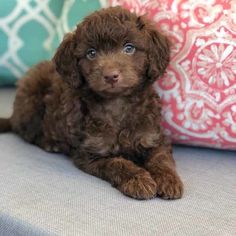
xmin=144 ymin=142 xmax=184 ymax=200
xmin=74 ymin=156 xmax=157 ymax=200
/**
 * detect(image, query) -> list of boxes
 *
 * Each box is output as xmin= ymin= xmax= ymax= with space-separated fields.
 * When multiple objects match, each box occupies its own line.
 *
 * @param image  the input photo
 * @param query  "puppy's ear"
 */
xmin=53 ymin=33 xmax=81 ymax=88
xmin=137 ymin=16 xmax=170 ymax=81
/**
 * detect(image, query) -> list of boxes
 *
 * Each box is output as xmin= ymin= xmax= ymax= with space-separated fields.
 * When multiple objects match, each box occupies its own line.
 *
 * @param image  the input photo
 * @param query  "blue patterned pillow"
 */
xmin=0 ymin=0 xmax=106 ymax=86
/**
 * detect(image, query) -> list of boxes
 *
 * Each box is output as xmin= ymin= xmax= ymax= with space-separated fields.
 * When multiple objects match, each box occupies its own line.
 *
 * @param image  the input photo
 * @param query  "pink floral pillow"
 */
xmin=109 ymin=0 xmax=236 ymax=150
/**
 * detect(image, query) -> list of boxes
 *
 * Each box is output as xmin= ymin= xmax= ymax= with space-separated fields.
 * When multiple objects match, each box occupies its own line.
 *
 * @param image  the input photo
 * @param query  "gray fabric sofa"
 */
xmin=0 ymin=88 xmax=235 ymax=236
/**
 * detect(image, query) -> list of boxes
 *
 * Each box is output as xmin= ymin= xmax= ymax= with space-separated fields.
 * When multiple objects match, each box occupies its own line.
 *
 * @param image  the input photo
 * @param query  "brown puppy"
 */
xmin=0 ymin=7 xmax=183 ymax=200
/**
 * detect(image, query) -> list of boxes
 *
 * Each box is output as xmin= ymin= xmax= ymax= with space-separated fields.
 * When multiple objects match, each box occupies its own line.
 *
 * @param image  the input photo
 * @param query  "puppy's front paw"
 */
xmin=118 ymin=171 xmax=157 ymax=200
xmin=154 ymin=170 xmax=184 ymax=200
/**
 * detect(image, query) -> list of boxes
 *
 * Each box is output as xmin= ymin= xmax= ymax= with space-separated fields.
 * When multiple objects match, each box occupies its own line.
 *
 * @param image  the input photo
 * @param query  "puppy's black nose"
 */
xmin=103 ymin=70 xmax=120 ymax=84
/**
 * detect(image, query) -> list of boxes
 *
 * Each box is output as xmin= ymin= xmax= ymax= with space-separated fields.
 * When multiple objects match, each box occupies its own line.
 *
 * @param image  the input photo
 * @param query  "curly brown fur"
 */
xmin=0 ymin=7 xmax=183 ymax=200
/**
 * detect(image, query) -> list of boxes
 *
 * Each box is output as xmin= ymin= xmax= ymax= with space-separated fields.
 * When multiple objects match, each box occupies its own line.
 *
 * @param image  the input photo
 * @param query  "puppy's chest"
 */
xmin=81 ymin=99 xmax=161 ymax=156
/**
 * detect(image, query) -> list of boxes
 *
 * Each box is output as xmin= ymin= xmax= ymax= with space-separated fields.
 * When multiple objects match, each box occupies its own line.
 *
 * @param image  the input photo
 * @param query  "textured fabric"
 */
xmin=0 ymin=0 xmax=106 ymax=86
xmin=109 ymin=0 xmax=236 ymax=150
xmin=0 ymin=89 xmax=236 ymax=236
xmin=0 ymin=213 xmax=51 ymax=236
xmin=0 ymin=88 xmax=15 ymax=117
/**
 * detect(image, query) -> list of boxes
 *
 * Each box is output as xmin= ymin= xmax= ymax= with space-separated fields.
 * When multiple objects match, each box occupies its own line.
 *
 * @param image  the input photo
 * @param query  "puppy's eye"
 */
xmin=86 ymin=48 xmax=96 ymax=60
xmin=123 ymin=43 xmax=136 ymax=55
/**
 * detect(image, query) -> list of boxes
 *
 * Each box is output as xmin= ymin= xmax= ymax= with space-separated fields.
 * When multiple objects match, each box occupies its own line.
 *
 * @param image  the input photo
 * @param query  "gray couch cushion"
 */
xmin=0 ymin=89 xmax=235 ymax=236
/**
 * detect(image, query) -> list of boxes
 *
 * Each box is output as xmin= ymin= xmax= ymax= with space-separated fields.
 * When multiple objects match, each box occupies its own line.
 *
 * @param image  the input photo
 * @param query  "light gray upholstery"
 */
xmin=0 ymin=88 xmax=235 ymax=236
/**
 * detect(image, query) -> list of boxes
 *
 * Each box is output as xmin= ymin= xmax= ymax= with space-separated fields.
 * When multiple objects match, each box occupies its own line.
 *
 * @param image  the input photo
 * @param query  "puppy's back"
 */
xmin=10 ymin=61 xmax=62 ymax=143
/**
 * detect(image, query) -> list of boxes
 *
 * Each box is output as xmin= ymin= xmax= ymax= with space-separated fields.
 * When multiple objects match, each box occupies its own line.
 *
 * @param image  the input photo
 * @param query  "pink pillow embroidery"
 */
xmin=109 ymin=0 xmax=236 ymax=149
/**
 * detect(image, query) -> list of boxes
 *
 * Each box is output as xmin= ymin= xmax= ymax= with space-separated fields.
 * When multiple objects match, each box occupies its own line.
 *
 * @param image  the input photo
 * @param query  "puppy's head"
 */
xmin=53 ymin=6 xmax=170 ymax=97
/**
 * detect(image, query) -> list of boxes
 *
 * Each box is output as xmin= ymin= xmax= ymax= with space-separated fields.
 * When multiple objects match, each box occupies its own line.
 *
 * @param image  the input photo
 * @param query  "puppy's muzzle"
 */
xmin=103 ymin=70 xmax=120 ymax=85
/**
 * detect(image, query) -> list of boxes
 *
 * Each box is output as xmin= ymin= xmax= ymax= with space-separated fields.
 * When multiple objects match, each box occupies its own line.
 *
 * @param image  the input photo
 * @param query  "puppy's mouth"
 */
xmin=110 ymin=83 xmax=116 ymax=89
xmin=98 ymin=82 xmax=138 ymax=98
xmin=103 ymin=84 xmax=125 ymax=93
xmin=107 ymin=82 xmax=122 ymax=90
